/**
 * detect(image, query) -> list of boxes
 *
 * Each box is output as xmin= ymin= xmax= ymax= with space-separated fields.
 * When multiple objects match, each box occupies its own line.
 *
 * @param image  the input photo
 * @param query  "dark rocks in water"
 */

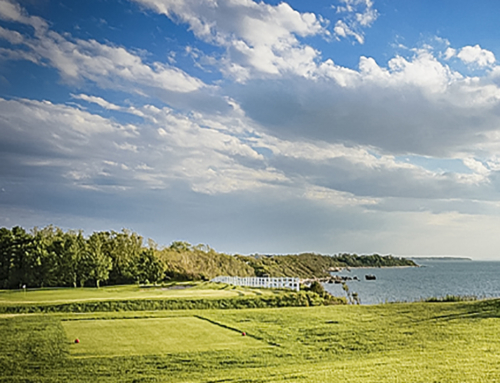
xmin=301 ymin=274 xmax=359 ymax=286
xmin=365 ymin=274 xmax=376 ymax=280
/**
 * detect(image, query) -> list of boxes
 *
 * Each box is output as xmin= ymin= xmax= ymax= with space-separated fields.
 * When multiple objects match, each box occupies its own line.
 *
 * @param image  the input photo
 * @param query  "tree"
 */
xmin=8 ymin=227 xmax=35 ymax=288
xmin=169 ymin=241 xmax=193 ymax=253
xmin=84 ymin=232 xmax=112 ymax=288
xmin=0 ymin=228 xmax=12 ymax=289
xmin=309 ymin=281 xmax=326 ymax=296
xmin=31 ymin=226 xmax=64 ymax=287
xmin=137 ymin=248 xmax=165 ymax=284
xmin=106 ymin=230 xmax=143 ymax=284
xmin=60 ymin=231 xmax=85 ymax=288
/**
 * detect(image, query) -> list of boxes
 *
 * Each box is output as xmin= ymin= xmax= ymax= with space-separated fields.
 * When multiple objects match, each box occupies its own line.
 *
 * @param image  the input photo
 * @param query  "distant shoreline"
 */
xmin=409 ymin=257 xmax=472 ymax=261
xmin=334 ymin=265 xmax=417 ymax=270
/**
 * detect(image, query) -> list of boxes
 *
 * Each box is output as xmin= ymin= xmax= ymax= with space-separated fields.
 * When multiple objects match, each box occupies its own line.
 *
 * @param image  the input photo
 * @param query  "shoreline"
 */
xmin=331 ymin=265 xmax=418 ymax=271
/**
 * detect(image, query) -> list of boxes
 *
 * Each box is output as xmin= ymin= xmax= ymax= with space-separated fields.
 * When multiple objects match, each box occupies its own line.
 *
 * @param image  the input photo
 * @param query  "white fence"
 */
xmin=211 ymin=276 xmax=300 ymax=291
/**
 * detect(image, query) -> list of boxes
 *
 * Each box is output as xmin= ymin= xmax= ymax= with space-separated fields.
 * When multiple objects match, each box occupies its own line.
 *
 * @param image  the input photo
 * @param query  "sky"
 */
xmin=2 ymin=0 xmax=500 ymax=258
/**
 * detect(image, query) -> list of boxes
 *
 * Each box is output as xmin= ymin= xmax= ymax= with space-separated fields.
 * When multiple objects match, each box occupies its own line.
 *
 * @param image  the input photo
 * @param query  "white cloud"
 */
xmin=0 ymin=96 xmax=287 ymax=195
xmin=0 ymin=24 xmax=22 ymax=43
xmin=72 ymin=94 xmax=122 ymax=111
xmin=3 ymin=91 xmax=492 ymax=210
xmin=0 ymin=2 xmax=205 ymax=94
xmin=35 ymin=33 xmax=204 ymax=93
xmin=133 ymin=0 xmax=327 ymax=81
xmin=463 ymin=157 xmax=490 ymax=176
xmin=303 ymin=185 xmax=378 ymax=207
xmin=334 ymin=20 xmax=364 ymax=44
xmin=334 ymin=0 xmax=378 ymax=44
xmin=234 ymin=46 xmax=500 ymax=161
xmin=457 ymin=45 xmax=496 ymax=67
xmin=0 ymin=0 xmax=47 ymax=32
xmin=444 ymin=47 xmax=456 ymax=60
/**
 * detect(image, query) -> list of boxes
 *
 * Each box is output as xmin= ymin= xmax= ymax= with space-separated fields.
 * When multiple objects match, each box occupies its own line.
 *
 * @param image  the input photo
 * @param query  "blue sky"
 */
xmin=2 ymin=0 xmax=500 ymax=258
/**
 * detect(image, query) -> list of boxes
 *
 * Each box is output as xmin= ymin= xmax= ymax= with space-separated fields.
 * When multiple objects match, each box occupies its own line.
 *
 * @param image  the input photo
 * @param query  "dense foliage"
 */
xmin=0 ymin=226 xmax=416 ymax=289
xmin=0 ymin=226 xmax=162 ymax=289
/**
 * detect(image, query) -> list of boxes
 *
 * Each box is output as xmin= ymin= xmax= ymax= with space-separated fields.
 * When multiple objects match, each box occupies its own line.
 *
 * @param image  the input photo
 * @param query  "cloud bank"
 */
xmin=2 ymin=0 xmax=500 ymax=257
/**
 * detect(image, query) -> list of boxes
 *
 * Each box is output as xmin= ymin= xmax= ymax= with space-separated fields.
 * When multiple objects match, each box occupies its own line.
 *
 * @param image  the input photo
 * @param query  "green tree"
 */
xmin=309 ymin=281 xmax=326 ymax=296
xmin=0 ymin=228 xmax=14 ymax=289
xmin=106 ymin=230 xmax=143 ymax=284
xmin=169 ymin=241 xmax=193 ymax=252
xmin=8 ymin=227 xmax=35 ymax=288
xmin=137 ymin=248 xmax=165 ymax=284
xmin=31 ymin=226 xmax=64 ymax=287
xmin=60 ymin=230 xmax=85 ymax=288
xmin=84 ymin=232 xmax=112 ymax=288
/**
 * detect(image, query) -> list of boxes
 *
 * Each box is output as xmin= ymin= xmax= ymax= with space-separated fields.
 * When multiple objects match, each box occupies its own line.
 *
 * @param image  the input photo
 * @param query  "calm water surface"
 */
xmin=323 ymin=260 xmax=500 ymax=305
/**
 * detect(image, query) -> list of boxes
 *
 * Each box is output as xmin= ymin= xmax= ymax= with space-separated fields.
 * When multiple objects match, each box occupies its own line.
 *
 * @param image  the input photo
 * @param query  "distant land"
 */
xmin=409 ymin=257 xmax=472 ymax=261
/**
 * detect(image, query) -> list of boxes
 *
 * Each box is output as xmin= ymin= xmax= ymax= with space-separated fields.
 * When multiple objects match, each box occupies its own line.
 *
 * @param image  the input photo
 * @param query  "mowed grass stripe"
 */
xmin=0 ymin=284 xmax=276 ymax=305
xmin=0 ymin=289 xmax=248 ymax=304
xmin=62 ymin=316 xmax=265 ymax=357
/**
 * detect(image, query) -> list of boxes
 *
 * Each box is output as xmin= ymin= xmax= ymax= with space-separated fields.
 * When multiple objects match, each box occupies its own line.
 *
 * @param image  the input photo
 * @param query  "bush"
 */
xmin=424 ymin=295 xmax=477 ymax=303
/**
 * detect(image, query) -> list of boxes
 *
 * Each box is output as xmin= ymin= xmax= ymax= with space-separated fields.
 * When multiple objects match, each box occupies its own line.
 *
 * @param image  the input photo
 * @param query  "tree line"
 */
xmin=0 ymin=225 xmax=417 ymax=289
xmin=0 ymin=226 xmax=163 ymax=289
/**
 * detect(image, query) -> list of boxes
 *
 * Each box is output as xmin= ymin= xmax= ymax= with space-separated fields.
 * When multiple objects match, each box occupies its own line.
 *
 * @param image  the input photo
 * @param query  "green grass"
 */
xmin=62 ymin=317 xmax=264 ymax=357
xmin=3 ymin=290 xmax=500 ymax=382
xmin=0 ymin=283 xmax=336 ymax=314
xmin=0 ymin=283 xmax=275 ymax=305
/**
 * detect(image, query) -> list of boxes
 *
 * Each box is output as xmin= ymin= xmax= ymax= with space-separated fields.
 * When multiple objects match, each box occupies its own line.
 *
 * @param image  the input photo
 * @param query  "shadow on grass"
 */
xmin=427 ymin=299 xmax=500 ymax=322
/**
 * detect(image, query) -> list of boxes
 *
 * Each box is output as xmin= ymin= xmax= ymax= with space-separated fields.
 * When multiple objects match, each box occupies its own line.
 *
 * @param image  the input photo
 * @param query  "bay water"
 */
xmin=322 ymin=259 xmax=500 ymax=305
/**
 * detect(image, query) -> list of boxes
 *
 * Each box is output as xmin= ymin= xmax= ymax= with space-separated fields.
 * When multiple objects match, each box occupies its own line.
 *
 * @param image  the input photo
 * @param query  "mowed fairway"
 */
xmin=62 ymin=317 xmax=264 ymax=357
xmin=0 ymin=283 xmax=272 ymax=306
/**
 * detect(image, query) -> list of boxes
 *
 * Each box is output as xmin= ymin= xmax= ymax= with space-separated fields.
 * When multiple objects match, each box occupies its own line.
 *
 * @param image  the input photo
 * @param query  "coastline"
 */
xmin=331 ymin=265 xmax=419 ymax=271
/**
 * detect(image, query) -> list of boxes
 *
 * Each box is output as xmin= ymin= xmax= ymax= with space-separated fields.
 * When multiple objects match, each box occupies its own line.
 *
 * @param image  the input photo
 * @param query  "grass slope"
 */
xmin=2 ymin=298 xmax=500 ymax=382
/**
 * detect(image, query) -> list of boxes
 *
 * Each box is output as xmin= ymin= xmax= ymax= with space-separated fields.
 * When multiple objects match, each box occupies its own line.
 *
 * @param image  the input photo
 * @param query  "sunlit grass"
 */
xmin=3 ymin=294 xmax=500 ymax=382
xmin=62 ymin=317 xmax=264 ymax=357
xmin=0 ymin=283 xmax=275 ymax=305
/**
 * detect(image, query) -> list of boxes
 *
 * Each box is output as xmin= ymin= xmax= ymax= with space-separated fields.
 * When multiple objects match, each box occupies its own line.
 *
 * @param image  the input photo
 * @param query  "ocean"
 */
xmin=322 ymin=259 xmax=500 ymax=305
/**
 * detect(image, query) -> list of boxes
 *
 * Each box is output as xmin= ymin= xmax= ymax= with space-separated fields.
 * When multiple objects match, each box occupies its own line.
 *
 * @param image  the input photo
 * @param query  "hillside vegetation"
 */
xmin=0 ymin=226 xmax=416 ymax=289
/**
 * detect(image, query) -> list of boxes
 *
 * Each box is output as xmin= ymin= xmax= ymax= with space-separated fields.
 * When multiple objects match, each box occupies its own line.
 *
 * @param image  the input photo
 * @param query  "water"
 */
xmin=322 ymin=260 xmax=500 ymax=305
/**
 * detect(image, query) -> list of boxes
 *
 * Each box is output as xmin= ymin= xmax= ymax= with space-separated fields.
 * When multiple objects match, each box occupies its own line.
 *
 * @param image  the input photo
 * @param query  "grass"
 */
xmin=0 ymin=283 xmax=339 ymax=314
xmin=0 ymin=283 xmax=276 ymax=305
xmin=62 ymin=317 xmax=264 ymax=357
xmin=0 ymin=282 xmax=309 ymax=313
xmin=2 ymin=287 xmax=500 ymax=382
